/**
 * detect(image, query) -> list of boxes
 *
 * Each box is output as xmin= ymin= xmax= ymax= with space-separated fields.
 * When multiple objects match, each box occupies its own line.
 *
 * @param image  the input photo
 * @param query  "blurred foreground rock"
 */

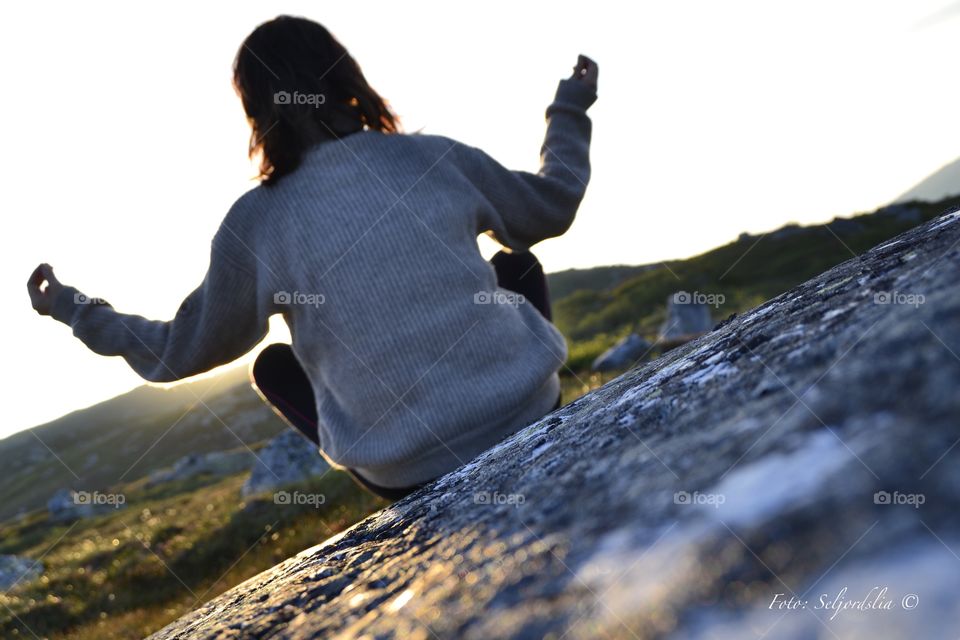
xmin=152 ymin=210 xmax=960 ymax=639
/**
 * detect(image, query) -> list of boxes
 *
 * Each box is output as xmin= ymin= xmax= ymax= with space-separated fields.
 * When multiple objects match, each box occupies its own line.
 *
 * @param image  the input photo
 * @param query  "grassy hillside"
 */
xmin=0 ymin=470 xmax=383 ymax=638
xmin=546 ymin=264 xmax=657 ymax=300
xmin=551 ymin=197 xmax=960 ymax=370
xmin=0 ymin=366 xmax=285 ymax=523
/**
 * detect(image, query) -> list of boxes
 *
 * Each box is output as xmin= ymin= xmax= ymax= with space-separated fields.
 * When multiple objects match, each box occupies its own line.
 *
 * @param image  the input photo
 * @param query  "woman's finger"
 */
xmin=40 ymin=263 xmax=57 ymax=283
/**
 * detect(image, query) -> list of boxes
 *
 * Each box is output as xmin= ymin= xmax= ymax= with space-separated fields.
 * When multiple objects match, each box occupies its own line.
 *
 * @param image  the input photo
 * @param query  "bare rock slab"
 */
xmin=151 ymin=210 xmax=960 ymax=640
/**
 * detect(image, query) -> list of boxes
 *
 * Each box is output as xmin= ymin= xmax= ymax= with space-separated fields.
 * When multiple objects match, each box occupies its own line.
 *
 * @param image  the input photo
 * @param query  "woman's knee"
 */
xmin=489 ymin=250 xmax=551 ymax=320
xmin=490 ymin=249 xmax=542 ymax=276
xmin=251 ymin=343 xmax=296 ymax=388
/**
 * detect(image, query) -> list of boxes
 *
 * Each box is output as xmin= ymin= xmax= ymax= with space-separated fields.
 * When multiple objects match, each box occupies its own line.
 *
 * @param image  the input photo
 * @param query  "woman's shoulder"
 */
xmin=404 ymin=131 xmax=465 ymax=152
xmin=394 ymin=131 xmax=485 ymax=172
xmin=212 ymin=185 xmax=266 ymax=251
xmin=223 ymin=185 xmax=266 ymax=224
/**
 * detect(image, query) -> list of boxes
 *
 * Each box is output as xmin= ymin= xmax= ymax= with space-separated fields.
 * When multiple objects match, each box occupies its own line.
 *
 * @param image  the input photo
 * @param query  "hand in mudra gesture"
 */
xmin=27 ymin=263 xmax=65 ymax=316
xmin=571 ymin=54 xmax=598 ymax=92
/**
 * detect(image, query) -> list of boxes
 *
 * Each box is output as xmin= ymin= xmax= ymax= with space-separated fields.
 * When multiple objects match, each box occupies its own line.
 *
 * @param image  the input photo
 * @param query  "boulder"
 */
xmin=0 ymin=555 xmax=42 ymax=590
xmin=242 ymin=430 xmax=331 ymax=497
xmin=46 ymin=488 xmax=125 ymax=523
xmin=46 ymin=488 xmax=94 ymax=522
xmin=591 ymin=333 xmax=652 ymax=372
xmin=659 ymin=292 xmax=715 ymax=340
xmin=151 ymin=210 xmax=960 ymax=639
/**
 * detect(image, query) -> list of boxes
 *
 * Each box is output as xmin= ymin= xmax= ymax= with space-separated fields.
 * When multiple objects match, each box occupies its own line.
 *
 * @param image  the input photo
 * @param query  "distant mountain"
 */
xmin=549 ymin=195 xmax=960 ymax=369
xmin=547 ymin=264 xmax=658 ymax=300
xmin=895 ymin=156 xmax=960 ymax=203
xmin=0 ymin=364 xmax=284 ymax=522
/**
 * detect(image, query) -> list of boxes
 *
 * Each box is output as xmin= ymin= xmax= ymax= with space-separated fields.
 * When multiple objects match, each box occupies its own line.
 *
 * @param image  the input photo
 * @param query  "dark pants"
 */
xmin=251 ymin=250 xmax=560 ymax=501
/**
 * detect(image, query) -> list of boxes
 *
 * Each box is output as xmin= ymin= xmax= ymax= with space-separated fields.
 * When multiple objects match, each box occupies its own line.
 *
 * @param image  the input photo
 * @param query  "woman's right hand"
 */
xmin=571 ymin=54 xmax=598 ymax=93
xmin=27 ymin=263 xmax=64 ymax=317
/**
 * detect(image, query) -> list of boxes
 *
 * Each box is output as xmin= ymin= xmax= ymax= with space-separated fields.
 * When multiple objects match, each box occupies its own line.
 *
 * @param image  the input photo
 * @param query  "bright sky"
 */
xmin=3 ymin=0 xmax=960 ymax=438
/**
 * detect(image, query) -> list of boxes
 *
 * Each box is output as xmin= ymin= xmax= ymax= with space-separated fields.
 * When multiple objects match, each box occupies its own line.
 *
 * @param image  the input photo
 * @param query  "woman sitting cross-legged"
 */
xmin=27 ymin=15 xmax=598 ymax=501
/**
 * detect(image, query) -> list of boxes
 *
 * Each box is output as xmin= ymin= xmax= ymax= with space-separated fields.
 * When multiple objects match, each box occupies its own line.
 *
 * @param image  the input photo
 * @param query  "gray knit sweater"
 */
xmin=51 ymin=77 xmax=596 ymax=487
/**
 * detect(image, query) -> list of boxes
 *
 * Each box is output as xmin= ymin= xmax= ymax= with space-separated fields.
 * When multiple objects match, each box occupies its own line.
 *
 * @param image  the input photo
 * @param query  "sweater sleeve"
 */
xmin=48 ymin=222 xmax=271 ymax=383
xmin=454 ymin=77 xmax=597 ymax=251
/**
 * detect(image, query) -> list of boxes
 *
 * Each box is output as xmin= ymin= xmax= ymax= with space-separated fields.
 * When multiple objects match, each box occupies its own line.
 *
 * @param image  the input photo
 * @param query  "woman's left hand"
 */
xmin=27 ymin=263 xmax=65 ymax=316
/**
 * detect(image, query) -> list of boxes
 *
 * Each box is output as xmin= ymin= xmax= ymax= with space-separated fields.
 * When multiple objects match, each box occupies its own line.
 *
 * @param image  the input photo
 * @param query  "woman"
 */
xmin=27 ymin=16 xmax=598 ymax=501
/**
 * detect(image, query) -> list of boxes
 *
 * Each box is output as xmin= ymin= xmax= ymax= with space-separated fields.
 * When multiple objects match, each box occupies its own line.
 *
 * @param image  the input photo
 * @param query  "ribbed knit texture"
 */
xmin=51 ymin=77 xmax=597 ymax=487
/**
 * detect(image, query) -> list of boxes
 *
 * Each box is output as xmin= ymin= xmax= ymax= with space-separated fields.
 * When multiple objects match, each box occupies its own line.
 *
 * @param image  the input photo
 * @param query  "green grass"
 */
xmin=0 ymin=472 xmax=384 ymax=639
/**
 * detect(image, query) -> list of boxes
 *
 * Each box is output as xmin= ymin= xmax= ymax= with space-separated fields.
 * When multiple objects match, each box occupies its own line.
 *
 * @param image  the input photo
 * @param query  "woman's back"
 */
xmin=227 ymin=124 xmax=586 ymax=487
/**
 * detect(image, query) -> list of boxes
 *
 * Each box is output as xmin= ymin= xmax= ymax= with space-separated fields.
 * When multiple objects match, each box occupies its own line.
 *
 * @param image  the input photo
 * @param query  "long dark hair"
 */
xmin=233 ymin=16 xmax=400 ymax=185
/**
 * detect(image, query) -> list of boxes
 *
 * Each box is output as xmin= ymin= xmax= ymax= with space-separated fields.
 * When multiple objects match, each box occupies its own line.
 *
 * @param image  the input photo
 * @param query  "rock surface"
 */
xmin=0 ymin=555 xmax=42 ymax=590
xmin=151 ymin=211 xmax=960 ymax=640
xmin=591 ymin=333 xmax=652 ymax=372
xmin=242 ymin=431 xmax=330 ymax=497
xmin=46 ymin=488 xmax=125 ymax=522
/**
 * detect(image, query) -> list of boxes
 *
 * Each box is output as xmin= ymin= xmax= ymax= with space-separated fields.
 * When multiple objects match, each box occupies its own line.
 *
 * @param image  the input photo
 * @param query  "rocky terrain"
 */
xmin=149 ymin=210 xmax=960 ymax=639
xmin=0 ymin=555 xmax=41 ymax=590
xmin=591 ymin=333 xmax=652 ymax=372
xmin=242 ymin=430 xmax=331 ymax=497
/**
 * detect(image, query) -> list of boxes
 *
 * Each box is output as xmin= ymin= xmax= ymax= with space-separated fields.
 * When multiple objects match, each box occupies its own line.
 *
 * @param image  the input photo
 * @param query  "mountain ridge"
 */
xmin=895 ymin=155 xmax=960 ymax=203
